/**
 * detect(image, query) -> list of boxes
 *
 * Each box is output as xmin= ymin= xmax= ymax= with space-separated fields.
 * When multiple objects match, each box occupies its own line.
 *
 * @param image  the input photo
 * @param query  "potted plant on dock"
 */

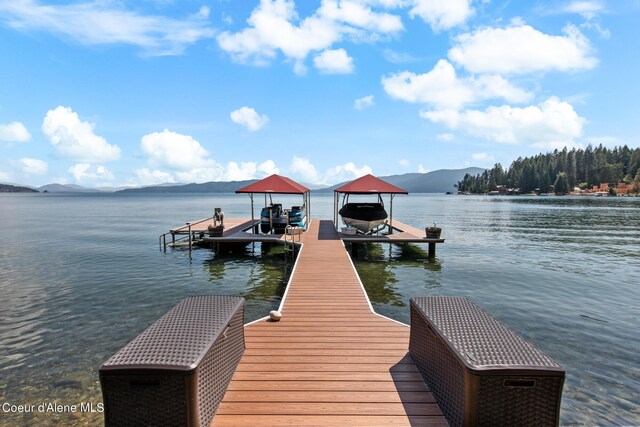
xmin=425 ymin=223 xmax=442 ymax=239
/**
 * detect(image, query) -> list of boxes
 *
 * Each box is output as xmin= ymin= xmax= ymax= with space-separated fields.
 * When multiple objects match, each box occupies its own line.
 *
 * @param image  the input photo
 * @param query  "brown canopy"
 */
xmin=236 ymin=174 xmax=310 ymax=194
xmin=334 ymin=174 xmax=408 ymax=194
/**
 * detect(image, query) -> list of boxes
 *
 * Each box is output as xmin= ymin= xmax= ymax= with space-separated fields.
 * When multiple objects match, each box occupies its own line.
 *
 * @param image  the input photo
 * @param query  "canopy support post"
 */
xmin=250 ymin=193 xmax=255 ymax=233
xmin=389 ymin=194 xmax=395 ymax=233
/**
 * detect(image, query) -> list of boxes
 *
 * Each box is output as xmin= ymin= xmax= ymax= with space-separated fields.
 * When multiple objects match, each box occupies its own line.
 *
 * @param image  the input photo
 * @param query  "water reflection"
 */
xmin=352 ymin=242 xmax=443 ymax=312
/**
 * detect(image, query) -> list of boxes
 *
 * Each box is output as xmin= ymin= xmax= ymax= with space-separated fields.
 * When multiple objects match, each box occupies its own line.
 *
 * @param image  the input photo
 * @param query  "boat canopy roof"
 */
xmin=235 ymin=174 xmax=310 ymax=194
xmin=334 ymin=174 xmax=408 ymax=194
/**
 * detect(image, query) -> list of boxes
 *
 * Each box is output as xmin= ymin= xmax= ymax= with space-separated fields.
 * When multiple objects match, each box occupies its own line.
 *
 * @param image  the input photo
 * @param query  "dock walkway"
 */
xmin=212 ymin=220 xmax=446 ymax=426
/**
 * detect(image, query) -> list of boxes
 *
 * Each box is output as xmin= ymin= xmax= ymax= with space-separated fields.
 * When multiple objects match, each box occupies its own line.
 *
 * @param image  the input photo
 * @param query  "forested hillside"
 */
xmin=457 ymin=145 xmax=640 ymax=194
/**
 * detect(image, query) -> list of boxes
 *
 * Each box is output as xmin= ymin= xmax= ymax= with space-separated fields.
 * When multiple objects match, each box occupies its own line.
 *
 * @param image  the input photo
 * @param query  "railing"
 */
xmin=159 ymin=215 xmax=215 ymax=252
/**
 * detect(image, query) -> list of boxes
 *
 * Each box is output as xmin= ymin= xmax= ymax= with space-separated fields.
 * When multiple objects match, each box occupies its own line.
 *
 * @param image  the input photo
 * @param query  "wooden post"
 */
xmin=187 ymin=223 xmax=192 ymax=251
xmin=428 ymin=242 xmax=436 ymax=258
xmin=171 ymin=232 xmax=175 ymax=245
xmin=163 ymin=234 xmax=166 ymax=252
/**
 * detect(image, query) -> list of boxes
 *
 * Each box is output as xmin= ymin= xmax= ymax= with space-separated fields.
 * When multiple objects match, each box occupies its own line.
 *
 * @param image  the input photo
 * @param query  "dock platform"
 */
xmin=210 ymin=220 xmax=446 ymax=426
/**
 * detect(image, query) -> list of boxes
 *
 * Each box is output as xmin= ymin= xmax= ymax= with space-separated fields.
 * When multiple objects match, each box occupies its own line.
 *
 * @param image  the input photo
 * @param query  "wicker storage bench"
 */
xmin=99 ymin=295 xmax=245 ymax=427
xmin=409 ymin=296 xmax=565 ymax=427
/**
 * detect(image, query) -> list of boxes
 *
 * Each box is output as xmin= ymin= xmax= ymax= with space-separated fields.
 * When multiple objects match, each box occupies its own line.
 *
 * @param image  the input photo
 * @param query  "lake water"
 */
xmin=0 ymin=193 xmax=638 ymax=425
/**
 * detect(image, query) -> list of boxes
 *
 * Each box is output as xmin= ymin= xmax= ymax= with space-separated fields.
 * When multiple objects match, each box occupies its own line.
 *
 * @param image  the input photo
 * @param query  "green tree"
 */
xmin=554 ymin=173 xmax=570 ymax=195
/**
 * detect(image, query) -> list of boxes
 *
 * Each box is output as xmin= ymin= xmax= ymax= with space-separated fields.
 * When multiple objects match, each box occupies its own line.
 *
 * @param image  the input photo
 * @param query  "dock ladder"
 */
xmin=284 ymin=225 xmax=302 ymax=261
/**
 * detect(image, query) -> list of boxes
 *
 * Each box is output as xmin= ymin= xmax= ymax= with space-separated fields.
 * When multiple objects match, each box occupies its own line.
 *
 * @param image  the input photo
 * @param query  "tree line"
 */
xmin=457 ymin=145 xmax=640 ymax=194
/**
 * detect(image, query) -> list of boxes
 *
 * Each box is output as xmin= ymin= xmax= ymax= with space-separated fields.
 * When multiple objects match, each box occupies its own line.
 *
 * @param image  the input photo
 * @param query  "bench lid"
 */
xmin=410 ymin=296 xmax=563 ymax=373
xmin=101 ymin=295 xmax=244 ymax=372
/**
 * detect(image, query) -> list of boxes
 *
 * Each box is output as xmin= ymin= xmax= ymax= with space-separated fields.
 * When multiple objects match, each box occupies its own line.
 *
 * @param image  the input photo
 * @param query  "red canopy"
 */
xmin=334 ymin=174 xmax=408 ymax=194
xmin=235 ymin=174 xmax=309 ymax=194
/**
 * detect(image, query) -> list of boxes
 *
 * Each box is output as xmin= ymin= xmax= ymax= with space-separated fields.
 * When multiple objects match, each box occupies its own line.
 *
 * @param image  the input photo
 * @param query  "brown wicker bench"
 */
xmin=99 ymin=295 xmax=245 ymax=427
xmin=409 ymin=296 xmax=565 ymax=427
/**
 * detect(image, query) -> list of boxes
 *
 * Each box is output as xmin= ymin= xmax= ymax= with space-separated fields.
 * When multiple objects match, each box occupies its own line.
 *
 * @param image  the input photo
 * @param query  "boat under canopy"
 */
xmin=334 ymin=174 xmax=408 ymax=234
xmin=338 ymin=196 xmax=388 ymax=233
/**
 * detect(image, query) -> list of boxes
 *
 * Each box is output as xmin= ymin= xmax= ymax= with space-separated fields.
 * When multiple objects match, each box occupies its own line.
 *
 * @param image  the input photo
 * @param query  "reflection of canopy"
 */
xmin=235 ymin=174 xmax=310 ymax=231
xmin=334 ymin=174 xmax=408 ymax=194
xmin=236 ymin=174 xmax=310 ymax=194
xmin=333 ymin=174 xmax=408 ymax=231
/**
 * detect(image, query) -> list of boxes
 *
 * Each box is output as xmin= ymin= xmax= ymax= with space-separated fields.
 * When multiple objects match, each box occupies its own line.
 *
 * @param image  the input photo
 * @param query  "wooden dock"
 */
xmin=211 ymin=220 xmax=446 ymax=426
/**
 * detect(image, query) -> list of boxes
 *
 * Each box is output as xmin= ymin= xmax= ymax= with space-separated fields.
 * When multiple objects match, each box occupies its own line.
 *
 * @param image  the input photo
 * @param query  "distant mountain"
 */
xmin=117 ymin=180 xmax=257 ymax=193
xmin=321 ymin=167 xmax=485 ymax=193
xmin=0 ymin=183 xmax=39 ymax=193
xmin=38 ymin=183 xmax=101 ymax=193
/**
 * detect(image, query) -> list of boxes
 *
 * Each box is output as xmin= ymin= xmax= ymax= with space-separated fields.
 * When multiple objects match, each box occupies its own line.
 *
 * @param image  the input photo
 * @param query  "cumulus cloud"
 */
xmin=20 ymin=157 xmax=48 ymax=175
xmin=140 ymin=129 xmax=211 ymax=170
xmin=382 ymin=59 xmax=532 ymax=110
xmin=313 ymin=48 xmax=354 ymax=74
xmin=448 ymin=23 xmax=598 ymax=74
xmin=0 ymin=169 xmax=11 ymax=181
xmin=290 ymin=156 xmax=320 ymax=183
xmin=0 ymin=121 xmax=31 ymax=142
xmin=68 ymin=163 xmax=114 ymax=184
xmin=225 ymin=160 xmax=280 ymax=181
xmin=417 ymin=164 xmax=428 ymax=173
xmin=289 ymin=156 xmax=370 ymax=185
xmin=0 ymin=0 xmax=214 ymax=55
xmin=230 ymin=107 xmax=269 ymax=131
xmin=216 ymin=0 xmax=403 ymax=72
xmin=421 ymin=97 xmax=586 ymax=147
xmin=354 ymin=95 xmax=375 ymax=110
xmin=325 ymin=162 xmax=372 ymax=184
xmin=409 ymin=0 xmax=474 ymax=31
xmin=42 ymin=106 xmax=121 ymax=162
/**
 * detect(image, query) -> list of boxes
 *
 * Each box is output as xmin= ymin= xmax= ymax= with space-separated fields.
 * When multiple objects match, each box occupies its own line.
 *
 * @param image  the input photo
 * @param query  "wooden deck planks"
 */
xmin=211 ymin=220 xmax=445 ymax=426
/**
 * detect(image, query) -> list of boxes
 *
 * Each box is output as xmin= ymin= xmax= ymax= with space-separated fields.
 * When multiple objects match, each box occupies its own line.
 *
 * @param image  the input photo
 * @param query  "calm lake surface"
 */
xmin=0 ymin=193 xmax=638 ymax=425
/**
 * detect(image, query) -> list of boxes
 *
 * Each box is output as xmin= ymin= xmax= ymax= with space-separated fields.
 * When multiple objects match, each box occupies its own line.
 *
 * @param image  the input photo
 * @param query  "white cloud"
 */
xmin=417 ymin=164 xmax=428 ymax=173
xmin=409 ymin=0 xmax=474 ymax=31
xmin=230 ymin=107 xmax=269 ymax=131
xmin=448 ymin=23 xmax=598 ymax=74
xmin=399 ymin=159 xmax=410 ymax=167
xmin=560 ymin=1 xmax=604 ymax=19
xmin=422 ymin=97 xmax=586 ymax=147
xmin=20 ymin=158 xmax=48 ymax=175
xmin=175 ymin=168 xmax=224 ymax=183
xmin=216 ymin=0 xmax=402 ymax=72
xmin=313 ymin=48 xmax=354 ymax=74
xmin=0 ymin=0 xmax=214 ymax=55
xmin=0 ymin=169 xmax=11 ymax=181
xmin=318 ymin=0 xmax=403 ymax=33
xmin=382 ymin=48 xmax=417 ymax=64
xmin=133 ymin=168 xmax=176 ymax=186
xmin=436 ymin=133 xmax=455 ymax=141
xmin=354 ymin=95 xmax=375 ymax=110
xmin=0 ymin=121 xmax=31 ymax=142
xmin=140 ymin=129 xmax=211 ymax=170
xmin=290 ymin=156 xmax=372 ymax=185
xmin=42 ymin=106 xmax=121 ymax=163
xmin=472 ymin=152 xmax=494 ymax=162
xmin=325 ymin=162 xmax=372 ymax=184
xmin=382 ymin=59 xmax=532 ymax=110
xmin=68 ymin=163 xmax=114 ymax=184
xmin=225 ymin=160 xmax=280 ymax=181
xmin=257 ymin=159 xmax=279 ymax=176
xmin=290 ymin=156 xmax=320 ymax=183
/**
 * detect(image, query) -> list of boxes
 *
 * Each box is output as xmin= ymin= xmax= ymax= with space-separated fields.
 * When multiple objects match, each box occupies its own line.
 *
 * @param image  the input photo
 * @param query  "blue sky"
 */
xmin=0 ymin=0 xmax=638 ymax=187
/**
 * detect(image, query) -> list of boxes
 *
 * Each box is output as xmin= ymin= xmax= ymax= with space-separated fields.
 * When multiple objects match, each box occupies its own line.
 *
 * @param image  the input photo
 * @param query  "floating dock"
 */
xmin=162 ymin=217 xmax=444 ymax=256
xmin=211 ymin=220 xmax=446 ymax=426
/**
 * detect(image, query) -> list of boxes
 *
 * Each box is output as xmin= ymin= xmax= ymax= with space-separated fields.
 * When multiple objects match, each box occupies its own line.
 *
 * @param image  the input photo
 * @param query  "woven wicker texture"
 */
xmin=410 ymin=296 xmax=564 ymax=427
xmin=477 ymin=375 xmax=565 ymax=426
xmin=197 ymin=304 xmax=245 ymax=423
xmin=102 ymin=295 xmax=244 ymax=370
xmin=101 ymin=374 xmax=187 ymax=427
xmin=410 ymin=307 xmax=466 ymax=427
xmin=411 ymin=296 xmax=561 ymax=369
